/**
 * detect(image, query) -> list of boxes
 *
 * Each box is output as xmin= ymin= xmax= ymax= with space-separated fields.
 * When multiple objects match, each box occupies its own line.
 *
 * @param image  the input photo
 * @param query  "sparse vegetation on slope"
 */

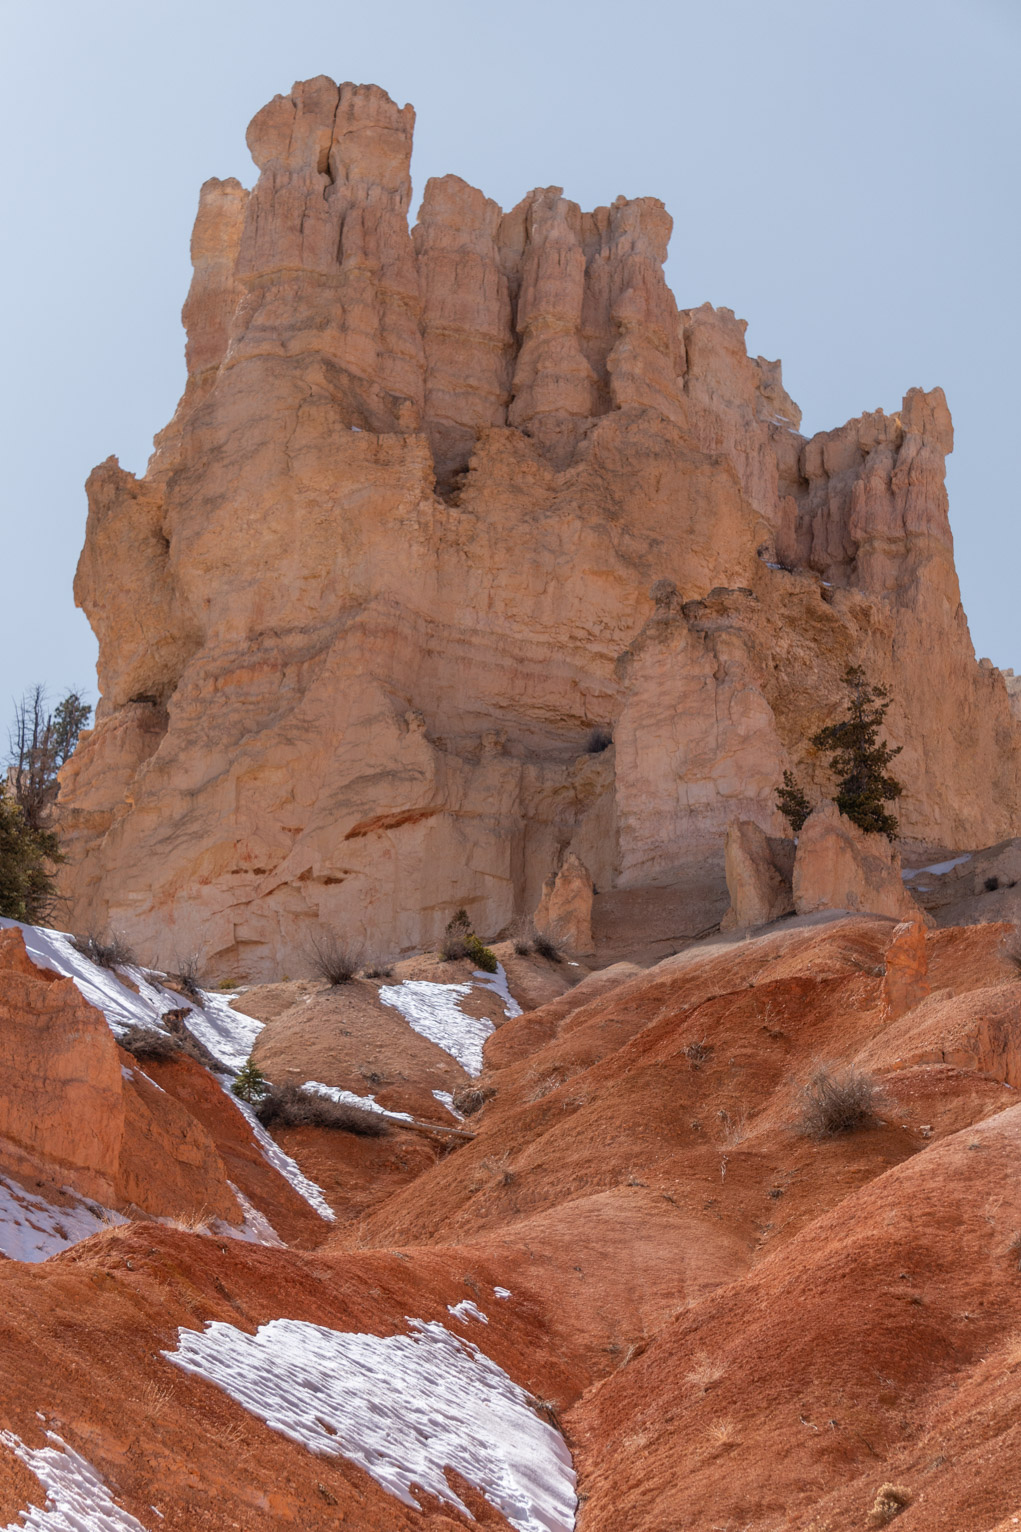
xmin=0 ymin=783 xmax=62 ymax=922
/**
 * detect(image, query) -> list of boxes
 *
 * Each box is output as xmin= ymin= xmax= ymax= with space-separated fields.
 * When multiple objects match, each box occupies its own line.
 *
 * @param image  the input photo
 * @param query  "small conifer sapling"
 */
xmin=232 ymin=1057 xmax=269 ymax=1103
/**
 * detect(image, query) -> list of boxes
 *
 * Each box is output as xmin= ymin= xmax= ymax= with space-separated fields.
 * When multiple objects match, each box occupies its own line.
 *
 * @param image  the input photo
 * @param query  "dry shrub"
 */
xmin=119 ymin=1026 xmax=183 ymax=1062
xmin=797 ymin=1065 xmax=885 ymax=1138
xmin=683 ymin=1038 xmax=714 ymax=1070
xmin=452 ymin=1084 xmax=495 ymax=1117
xmin=255 ymin=1083 xmax=389 ymax=1137
xmin=308 ymin=934 xmax=359 ymax=986
xmin=532 ymin=932 xmax=563 ymax=964
xmin=867 ymin=1484 xmax=912 ymax=1526
xmin=364 ymin=964 xmax=393 ymax=979
xmin=72 ymin=932 xmax=135 ymax=970
xmin=167 ymin=954 xmax=203 ymax=1000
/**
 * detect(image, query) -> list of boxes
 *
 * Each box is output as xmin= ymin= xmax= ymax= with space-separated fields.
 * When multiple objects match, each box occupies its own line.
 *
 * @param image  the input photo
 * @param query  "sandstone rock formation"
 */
xmin=720 ymin=819 xmax=795 ymax=930
xmin=532 ymin=852 xmax=594 ymax=953
xmin=55 ymin=76 xmax=1021 ymax=978
xmin=793 ymin=802 xmax=926 ymax=922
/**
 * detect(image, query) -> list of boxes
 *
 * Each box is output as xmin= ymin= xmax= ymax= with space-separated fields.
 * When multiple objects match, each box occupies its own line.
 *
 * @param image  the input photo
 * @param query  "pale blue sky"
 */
xmin=1 ymin=0 xmax=1018 ymax=721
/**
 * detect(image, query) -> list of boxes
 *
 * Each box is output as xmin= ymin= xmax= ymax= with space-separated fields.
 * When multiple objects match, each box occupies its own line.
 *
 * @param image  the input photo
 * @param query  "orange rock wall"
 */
xmin=56 ymin=76 xmax=1021 ymax=978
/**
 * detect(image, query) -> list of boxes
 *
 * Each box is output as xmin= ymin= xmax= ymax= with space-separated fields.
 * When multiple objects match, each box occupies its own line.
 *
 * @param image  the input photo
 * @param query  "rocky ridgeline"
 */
xmin=55 ymin=75 xmax=1020 ymax=980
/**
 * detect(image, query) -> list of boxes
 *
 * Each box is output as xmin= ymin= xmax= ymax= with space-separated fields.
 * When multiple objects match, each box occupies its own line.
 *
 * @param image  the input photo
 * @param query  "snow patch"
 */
xmin=0 ymin=1177 xmax=126 ymax=1263
xmin=165 ymin=1316 xmax=576 ymax=1532
xmin=0 ymin=919 xmax=261 ymax=1071
xmin=301 ymin=1081 xmax=414 ymax=1122
xmin=432 ymin=1089 xmax=464 ymax=1121
xmin=378 ymin=963 xmax=519 ymax=1076
xmin=448 ymin=1299 xmax=488 ymax=1324
xmin=0 ymin=1429 xmax=150 ymax=1530
xmin=226 ymin=1091 xmax=335 ymax=1222
xmin=902 ymin=854 xmax=972 ymax=880
xmin=474 ymin=963 xmax=523 ymax=1020
xmin=494 ymin=1287 xmax=512 ymax=1299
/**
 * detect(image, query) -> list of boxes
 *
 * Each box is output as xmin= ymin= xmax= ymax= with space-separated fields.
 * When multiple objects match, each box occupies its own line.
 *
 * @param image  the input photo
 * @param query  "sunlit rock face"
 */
xmin=57 ymin=76 xmax=1021 ymax=980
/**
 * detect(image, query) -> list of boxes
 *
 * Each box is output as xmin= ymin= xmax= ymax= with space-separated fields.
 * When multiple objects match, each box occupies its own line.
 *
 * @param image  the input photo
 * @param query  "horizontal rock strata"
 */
xmin=56 ymin=76 xmax=1021 ymax=978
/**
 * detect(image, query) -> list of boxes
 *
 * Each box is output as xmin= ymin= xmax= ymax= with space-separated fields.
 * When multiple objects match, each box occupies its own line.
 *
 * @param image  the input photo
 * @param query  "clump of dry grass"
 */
xmin=686 ymin=1354 xmax=724 ymax=1393
xmin=683 ymin=1038 xmax=714 ymax=1070
xmin=255 ymin=1083 xmax=390 ymax=1137
xmin=797 ymin=1065 xmax=886 ymax=1138
xmin=867 ymin=1483 xmax=912 ymax=1526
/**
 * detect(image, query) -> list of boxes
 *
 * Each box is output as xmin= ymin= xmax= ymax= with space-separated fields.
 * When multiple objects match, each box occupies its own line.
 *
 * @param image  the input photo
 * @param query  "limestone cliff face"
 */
xmin=58 ymin=77 xmax=1021 ymax=978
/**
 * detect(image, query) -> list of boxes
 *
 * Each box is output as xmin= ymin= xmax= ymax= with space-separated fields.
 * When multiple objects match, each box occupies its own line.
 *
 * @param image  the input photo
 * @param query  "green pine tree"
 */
xmin=232 ymin=1057 xmax=270 ymax=1103
xmin=811 ymin=666 xmax=904 ymax=840
xmin=0 ymin=783 xmax=63 ymax=922
xmin=775 ymin=770 xmax=812 ymax=833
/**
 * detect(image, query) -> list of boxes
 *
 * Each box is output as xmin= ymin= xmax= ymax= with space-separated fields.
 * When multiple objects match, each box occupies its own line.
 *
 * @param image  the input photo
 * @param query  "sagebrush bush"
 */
xmin=797 ymin=1065 xmax=885 ymax=1138
xmin=308 ymin=933 xmax=358 ymax=985
xmin=72 ymin=931 xmax=136 ymax=970
xmin=440 ymin=908 xmax=498 ymax=971
xmin=867 ymin=1483 xmax=912 ymax=1526
xmin=119 ymin=1026 xmax=183 ymax=1061
xmin=532 ymin=932 xmax=563 ymax=964
xmin=168 ymin=955 xmax=203 ymax=1000
xmin=255 ymin=1083 xmax=390 ymax=1136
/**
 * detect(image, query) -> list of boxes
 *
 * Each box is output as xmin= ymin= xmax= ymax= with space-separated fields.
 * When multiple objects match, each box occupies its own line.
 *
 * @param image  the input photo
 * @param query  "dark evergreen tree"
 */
xmin=0 ymin=783 xmax=62 ymax=921
xmin=8 ymin=686 xmax=92 ymax=829
xmin=811 ymin=666 xmax=904 ymax=840
xmin=775 ymin=770 xmax=812 ymax=833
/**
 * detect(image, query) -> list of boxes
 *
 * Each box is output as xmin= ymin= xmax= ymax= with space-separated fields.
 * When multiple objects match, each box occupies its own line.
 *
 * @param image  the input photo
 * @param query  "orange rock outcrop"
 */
xmin=55 ymin=76 xmax=1021 ymax=978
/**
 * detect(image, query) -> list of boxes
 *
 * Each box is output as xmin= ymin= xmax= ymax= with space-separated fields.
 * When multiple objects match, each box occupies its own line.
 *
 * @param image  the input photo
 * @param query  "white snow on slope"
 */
xmin=902 ymin=855 xmax=972 ymax=880
xmin=0 ymin=1177 xmax=126 ymax=1264
xmin=176 ymin=990 xmax=262 ymax=1074
xmin=433 ymin=1089 xmax=464 ymax=1121
xmin=378 ymin=963 xmax=519 ymax=1077
xmin=226 ymin=1092 xmax=335 ymax=1222
xmin=301 ymin=1081 xmax=414 ymax=1122
xmin=475 ymin=963 xmax=524 ymax=1020
xmin=165 ymin=1316 xmax=576 ymax=1532
xmin=0 ymin=1430 xmax=149 ymax=1530
xmin=448 ymin=1299 xmax=488 ymax=1324
xmin=0 ymin=919 xmax=261 ymax=1070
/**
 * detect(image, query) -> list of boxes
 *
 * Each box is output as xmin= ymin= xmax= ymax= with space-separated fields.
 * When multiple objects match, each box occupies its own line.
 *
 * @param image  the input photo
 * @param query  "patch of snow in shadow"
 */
xmin=0 ymin=1429 xmax=150 ymax=1529
xmin=474 ymin=963 xmax=523 ymax=1019
xmin=209 ymin=1184 xmax=283 ymax=1247
xmin=0 ymin=1177 xmax=126 ymax=1263
xmin=165 ymin=1316 xmax=576 ymax=1532
xmin=902 ymin=855 xmax=972 ymax=880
